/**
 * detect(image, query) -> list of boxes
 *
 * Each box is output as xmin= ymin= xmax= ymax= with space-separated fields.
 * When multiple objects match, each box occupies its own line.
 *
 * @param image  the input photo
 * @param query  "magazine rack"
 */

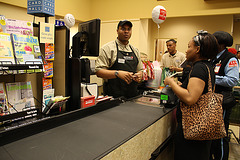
xmin=43 ymin=98 xmax=69 ymax=115
xmin=0 ymin=60 xmax=44 ymax=126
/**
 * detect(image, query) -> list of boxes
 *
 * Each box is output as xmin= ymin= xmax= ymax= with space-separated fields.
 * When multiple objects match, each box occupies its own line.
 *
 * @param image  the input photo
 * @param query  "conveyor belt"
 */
xmin=0 ymin=100 xmax=171 ymax=160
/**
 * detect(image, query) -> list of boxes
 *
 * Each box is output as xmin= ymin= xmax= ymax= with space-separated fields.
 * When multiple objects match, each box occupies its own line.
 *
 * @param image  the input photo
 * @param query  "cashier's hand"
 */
xmin=163 ymin=77 xmax=175 ymax=86
xmin=132 ymin=71 xmax=143 ymax=83
xmin=118 ymin=71 xmax=134 ymax=84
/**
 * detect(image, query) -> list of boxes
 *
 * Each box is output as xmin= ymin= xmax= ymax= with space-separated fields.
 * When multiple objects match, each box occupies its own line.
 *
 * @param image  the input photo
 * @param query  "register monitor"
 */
xmin=72 ymin=18 xmax=101 ymax=57
xmin=68 ymin=19 xmax=101 ymax=110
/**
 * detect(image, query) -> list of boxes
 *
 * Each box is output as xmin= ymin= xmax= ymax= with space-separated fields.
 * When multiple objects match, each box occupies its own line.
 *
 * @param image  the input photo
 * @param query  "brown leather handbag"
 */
xmin=180 ymin=64 xmax=226 ymax=140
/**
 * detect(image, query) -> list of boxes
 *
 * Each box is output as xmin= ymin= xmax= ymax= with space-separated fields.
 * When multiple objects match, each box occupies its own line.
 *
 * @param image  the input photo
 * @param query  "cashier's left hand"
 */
xmin=132 ymin=71 xmax=143 ymax=83
xmin=163 ymin=77 xmax=175 ymax=86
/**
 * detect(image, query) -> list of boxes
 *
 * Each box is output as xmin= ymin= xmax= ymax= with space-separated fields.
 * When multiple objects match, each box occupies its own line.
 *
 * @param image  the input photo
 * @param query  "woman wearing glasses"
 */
xmin=164 ymin=31 xmax=219 ymax=160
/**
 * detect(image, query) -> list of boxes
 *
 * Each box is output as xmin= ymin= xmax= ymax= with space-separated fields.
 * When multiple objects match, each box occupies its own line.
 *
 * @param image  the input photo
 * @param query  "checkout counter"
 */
xmin=0 ymin=94 xmax=177 ymax=160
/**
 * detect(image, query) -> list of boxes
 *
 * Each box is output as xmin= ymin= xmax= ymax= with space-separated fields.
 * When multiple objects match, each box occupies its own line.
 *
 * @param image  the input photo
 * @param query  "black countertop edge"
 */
xmin=93 ymin=105 xmax=176 ymax=160
xmin=0 ymin=98 xmax=123 ymax=146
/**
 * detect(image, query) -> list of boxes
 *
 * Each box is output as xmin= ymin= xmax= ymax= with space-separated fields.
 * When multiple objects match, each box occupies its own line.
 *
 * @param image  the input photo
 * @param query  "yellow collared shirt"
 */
xmin=95 ymin=39 xmax=143 ymax=73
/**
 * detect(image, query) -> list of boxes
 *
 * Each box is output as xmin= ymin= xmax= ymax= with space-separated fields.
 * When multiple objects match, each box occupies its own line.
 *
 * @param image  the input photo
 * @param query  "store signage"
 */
xmin=39 ymin=22 xmax=55 ymax=44
xmin=27 ymin=0 xmax=55 ymax=17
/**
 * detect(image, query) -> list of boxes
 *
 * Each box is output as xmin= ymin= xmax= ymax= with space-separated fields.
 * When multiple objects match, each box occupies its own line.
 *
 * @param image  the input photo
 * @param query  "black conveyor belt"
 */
xmin=0 ymin=101 xmax=172 ymax=160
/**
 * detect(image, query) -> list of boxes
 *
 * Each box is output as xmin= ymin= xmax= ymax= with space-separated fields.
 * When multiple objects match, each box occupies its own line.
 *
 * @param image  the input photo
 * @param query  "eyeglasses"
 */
xmin=193 ymin=30 xmax=208 ymax=46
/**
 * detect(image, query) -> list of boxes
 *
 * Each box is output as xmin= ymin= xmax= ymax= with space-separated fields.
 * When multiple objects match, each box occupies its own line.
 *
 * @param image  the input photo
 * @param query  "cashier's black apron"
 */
xmin=103 ymin=42 xmax=139 ymax=99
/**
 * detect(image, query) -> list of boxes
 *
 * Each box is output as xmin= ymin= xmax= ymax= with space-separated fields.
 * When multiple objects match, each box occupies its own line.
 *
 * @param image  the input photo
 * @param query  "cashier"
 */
xmin=95 ymin=20 xmax=143 ymax=99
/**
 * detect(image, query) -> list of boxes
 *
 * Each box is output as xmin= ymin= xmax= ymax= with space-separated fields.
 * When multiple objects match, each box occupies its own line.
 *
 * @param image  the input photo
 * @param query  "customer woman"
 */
xmin=164 ymin=30 xmax=219 ymax=160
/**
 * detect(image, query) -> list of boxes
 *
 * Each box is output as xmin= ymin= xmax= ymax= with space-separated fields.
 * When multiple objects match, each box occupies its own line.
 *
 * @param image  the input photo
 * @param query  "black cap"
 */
xmin=117 ymin=20 xmax=132 ymax=29
xmin=213 ymin=31 xmax=233 ymax=47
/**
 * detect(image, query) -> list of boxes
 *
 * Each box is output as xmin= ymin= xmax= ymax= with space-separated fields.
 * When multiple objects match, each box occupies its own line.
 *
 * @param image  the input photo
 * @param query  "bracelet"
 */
xmin=115 ymin=71 xmax=119 ymax=78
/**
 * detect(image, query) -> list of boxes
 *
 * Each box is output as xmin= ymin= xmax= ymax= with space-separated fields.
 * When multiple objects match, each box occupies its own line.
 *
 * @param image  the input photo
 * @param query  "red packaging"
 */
xmin=81 ymin=95 xmax=95 ymax=108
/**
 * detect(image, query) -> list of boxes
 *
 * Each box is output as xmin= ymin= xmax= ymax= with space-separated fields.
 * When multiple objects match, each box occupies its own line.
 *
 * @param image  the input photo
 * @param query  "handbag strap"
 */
xmin=204 ymin=64 xmax=214 ymax=93
xmin=187 ymin=62 xmax=214 ymax=93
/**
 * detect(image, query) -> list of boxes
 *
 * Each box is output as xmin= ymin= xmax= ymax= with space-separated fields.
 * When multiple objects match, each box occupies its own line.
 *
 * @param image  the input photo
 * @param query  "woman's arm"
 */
xmin=164 ymin=77 xmax=205 ymax=105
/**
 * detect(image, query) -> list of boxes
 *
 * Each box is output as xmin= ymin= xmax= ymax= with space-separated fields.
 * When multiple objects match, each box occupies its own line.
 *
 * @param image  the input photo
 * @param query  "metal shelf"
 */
xmin=0 ymin=64 xmax=43 ymax=71
xmin=0 ymin=62 xmax=44 ymax=75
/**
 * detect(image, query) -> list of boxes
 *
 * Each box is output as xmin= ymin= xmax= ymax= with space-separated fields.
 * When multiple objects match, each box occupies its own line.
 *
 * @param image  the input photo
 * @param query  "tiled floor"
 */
xmin=229 ymin=142 xmax=240 ymax=160
xmin=157 ymin=125 xmax=240 ymax=160
xmin=229 ymin=125 xmax=240 ymax=160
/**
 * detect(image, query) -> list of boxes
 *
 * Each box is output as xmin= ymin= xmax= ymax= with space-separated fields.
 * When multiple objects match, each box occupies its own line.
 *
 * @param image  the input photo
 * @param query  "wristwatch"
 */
xmin=115 ymin=71 xmax=119 ymax=78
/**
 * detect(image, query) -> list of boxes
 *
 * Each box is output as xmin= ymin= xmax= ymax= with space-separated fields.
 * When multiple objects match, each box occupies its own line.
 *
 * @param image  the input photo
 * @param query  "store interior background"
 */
xmin=1 ymin=0 xmax=240 ymax=138
xmin=1 ymin=0 xmax=240 ymax=61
